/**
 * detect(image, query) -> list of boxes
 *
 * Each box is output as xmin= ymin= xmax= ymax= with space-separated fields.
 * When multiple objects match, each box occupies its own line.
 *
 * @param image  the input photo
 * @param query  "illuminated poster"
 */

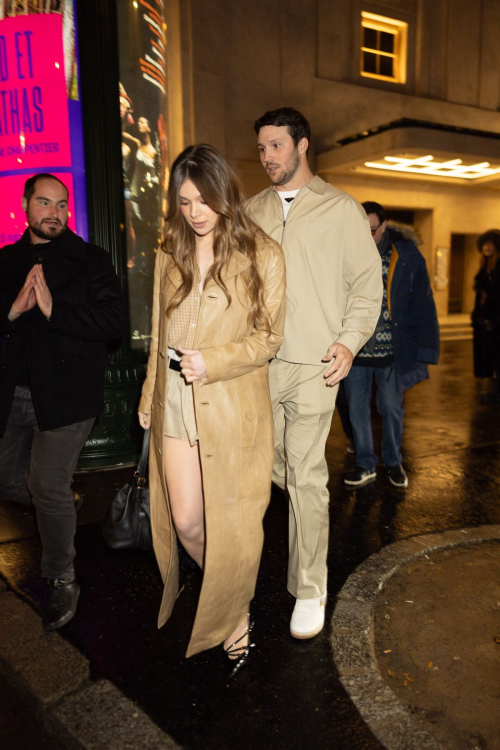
xmin=117 ymin=0 xmax=168 ymax=350
xmin=0 ymin=1 xmax=86 ymax=247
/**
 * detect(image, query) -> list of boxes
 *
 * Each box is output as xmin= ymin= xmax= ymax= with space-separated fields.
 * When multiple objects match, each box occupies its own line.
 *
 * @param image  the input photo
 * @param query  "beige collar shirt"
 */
xmin=247 ymin=175 xmax=383 ymax=365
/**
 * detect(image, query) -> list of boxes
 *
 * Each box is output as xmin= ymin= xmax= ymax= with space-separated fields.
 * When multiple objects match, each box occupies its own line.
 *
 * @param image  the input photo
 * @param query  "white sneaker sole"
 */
xmin=290 ymin=621 xmax=325 ymax=639
xmin=388 ymin=476 xmax=408 ymax=488
xmin=344 ymin=472 xmax=376 ymax=487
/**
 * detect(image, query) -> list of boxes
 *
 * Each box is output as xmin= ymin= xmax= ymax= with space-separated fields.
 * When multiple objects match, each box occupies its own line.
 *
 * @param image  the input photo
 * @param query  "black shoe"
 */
xmin=344 ymin=467 xmax=376 ymax=486
xmin=43 ymin=579 xmax=80 ymax=632
xmin=387 ymin=464 xmax=408 ymax=488
xmin=224 ymin=614 xmax=255 ymax=678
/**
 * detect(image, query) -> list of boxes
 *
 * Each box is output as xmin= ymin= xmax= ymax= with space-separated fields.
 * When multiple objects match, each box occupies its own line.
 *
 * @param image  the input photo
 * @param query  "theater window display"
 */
xmin=117 ymin=0 xmax=168 ymax=351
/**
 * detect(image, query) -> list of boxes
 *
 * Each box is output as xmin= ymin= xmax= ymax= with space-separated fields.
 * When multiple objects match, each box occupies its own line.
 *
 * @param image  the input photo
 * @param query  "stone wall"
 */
xmin=171 ymin=0 xmax=500 ymax=316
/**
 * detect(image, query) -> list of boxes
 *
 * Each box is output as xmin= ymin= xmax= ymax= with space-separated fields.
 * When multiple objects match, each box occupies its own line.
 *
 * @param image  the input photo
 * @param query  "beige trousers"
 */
xmin=269 ymin=358 xmax=338 ymax=599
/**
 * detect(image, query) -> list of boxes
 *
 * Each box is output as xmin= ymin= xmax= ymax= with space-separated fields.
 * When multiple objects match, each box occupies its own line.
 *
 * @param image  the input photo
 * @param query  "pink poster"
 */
xmin=0 ymin=12 xmax=78 ymax=245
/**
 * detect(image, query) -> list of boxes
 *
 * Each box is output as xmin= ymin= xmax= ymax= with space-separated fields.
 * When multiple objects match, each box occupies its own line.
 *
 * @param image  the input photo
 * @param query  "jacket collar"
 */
xmin=303 ymin=175 xmax=326 ymax=194
xmin=166 ymin=249 xmax=251 ymax=290
xmin=255 ymin=174 xmax=327 ymax=202
xmin=18 ymin=227 xmax=88 ymax=259
xmin=388 ymin=227 xmax=419 ymax=259
xmin=0 ymin=227 xmax=86 ymax=266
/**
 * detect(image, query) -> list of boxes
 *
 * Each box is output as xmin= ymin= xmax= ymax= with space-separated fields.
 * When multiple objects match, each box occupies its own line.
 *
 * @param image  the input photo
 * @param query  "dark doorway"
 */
xmin=449 ymin=234 xmax=466 ymax=313
xmin=386 ymin=209 xmax=415 ymax=225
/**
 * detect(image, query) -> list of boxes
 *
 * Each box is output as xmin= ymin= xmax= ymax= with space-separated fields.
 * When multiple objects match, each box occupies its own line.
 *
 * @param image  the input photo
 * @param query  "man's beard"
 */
xmin=29 ymin=220 xmax=67 ymax=241
xmin=268 ymin=150 xmax=300 ymax=186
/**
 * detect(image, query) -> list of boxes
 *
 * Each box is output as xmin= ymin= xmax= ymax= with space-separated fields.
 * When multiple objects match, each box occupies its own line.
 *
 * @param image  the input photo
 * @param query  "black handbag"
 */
xmin=103 ymin=428 xmax=153 ymax=553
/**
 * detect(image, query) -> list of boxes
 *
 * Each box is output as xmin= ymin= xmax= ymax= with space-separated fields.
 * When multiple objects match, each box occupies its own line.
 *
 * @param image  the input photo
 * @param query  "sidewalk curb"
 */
xmin=330 ymin=524 xmax=500 ymax=750
xmin=0 ymin=579 xmax=180 ymax=749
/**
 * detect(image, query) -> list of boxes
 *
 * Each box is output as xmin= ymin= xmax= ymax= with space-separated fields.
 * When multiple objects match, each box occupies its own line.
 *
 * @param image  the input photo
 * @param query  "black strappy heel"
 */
xmin=224 ymin=614 xmax=255 ymax=678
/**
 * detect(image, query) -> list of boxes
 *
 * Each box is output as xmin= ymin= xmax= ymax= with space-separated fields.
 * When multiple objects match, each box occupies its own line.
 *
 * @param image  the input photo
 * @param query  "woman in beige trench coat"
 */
xmin=138 ymin=144 xmax=285 ymax=672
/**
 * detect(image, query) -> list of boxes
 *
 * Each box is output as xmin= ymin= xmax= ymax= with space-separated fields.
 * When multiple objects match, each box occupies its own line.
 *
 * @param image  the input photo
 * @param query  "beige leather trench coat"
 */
xmin=139 ymin=237 xmax=285 ymax=657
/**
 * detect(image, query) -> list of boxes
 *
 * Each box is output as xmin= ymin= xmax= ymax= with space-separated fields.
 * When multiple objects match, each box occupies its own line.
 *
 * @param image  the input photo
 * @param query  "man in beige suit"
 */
xmin=247 ymin=108 xmax=382 ymax=638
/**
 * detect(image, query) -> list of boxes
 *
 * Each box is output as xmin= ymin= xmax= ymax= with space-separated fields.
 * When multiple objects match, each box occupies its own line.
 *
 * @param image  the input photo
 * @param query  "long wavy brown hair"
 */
xmin=162 ymin=144 xmax=271 ymax=333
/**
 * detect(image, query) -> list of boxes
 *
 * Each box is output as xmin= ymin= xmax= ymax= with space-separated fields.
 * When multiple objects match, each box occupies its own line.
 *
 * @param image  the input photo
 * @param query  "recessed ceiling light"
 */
xmin=364 ymin=155 xmax=500 ymax=180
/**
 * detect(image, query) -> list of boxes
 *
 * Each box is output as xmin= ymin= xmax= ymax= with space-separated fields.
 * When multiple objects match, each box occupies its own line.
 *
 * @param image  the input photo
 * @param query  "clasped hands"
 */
xmin=8 ymin=264 xmax=52 ymax=322
xmin=322 ymin=342 xmax=353 ymax=386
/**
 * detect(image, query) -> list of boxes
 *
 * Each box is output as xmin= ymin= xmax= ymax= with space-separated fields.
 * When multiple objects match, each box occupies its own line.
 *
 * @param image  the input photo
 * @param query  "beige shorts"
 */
xmin=164 ymin=367 xmax=199 ymax=446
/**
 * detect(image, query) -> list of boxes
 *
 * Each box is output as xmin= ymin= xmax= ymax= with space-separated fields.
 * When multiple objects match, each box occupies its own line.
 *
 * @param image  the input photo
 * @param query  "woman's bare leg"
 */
xmin=163 ymin=436 xmax=205 ymax=569
xmin=164 ymin=435 xmax=249 ymax=654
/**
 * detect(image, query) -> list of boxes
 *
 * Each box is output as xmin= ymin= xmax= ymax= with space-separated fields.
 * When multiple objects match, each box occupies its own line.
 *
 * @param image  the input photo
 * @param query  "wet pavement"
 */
xmin=1 ymin=339 xmax=500 ymax=749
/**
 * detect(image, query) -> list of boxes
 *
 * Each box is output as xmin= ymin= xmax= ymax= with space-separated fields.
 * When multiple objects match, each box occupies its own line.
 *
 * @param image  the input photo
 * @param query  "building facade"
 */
xmin=171 ymin=0 xmax=500 ymax=318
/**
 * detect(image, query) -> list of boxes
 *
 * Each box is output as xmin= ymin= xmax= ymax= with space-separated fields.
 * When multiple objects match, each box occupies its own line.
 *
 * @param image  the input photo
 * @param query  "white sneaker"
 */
xmin=290 ymin=593 xmax=327 ymax=639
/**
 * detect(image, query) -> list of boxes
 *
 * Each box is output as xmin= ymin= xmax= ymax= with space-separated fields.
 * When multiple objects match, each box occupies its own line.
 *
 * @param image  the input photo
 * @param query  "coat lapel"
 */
xmin=166 ymin=250 xmax=251 ymax=291
xmin=45 ymin=256 xmax=81 ymax=293
xmin=205 ymin=250 xmax=251 ymax=288
xmin=41 ymin=229 xmax=87 ymax=293
xmin=164 ymin=254 xmax=183 ymax=289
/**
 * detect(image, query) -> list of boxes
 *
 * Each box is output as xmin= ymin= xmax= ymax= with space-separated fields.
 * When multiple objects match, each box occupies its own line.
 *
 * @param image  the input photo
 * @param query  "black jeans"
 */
xmin=0 ymin=388 xmax=94 ymax=581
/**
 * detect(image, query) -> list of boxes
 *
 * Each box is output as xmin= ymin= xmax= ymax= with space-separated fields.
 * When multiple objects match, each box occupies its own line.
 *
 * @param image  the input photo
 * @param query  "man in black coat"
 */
xmin=0 ymin=173 xmax=127 ymax=630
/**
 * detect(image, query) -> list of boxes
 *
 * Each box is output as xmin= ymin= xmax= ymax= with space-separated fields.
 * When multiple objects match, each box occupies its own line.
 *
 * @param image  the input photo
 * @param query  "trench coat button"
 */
xmin=158 ymin=447 xmax=162 ymax=455
xmin=246 ymin=412 xmax=255 ymax=421
xmin=159 ymin=401 xmax=164 ymax=408
xmin=160 ymin=351 xmax=166 ymax=358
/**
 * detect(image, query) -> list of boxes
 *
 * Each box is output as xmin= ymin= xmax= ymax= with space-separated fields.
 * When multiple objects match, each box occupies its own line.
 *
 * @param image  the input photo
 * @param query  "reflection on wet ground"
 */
xmin=1 ymin=340 xmax=499 ymax=749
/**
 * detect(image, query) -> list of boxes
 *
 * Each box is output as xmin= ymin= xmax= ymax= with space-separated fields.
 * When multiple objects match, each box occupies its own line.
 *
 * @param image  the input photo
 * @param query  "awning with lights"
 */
xmin=316 ymin=120 xmax=500 ymax=188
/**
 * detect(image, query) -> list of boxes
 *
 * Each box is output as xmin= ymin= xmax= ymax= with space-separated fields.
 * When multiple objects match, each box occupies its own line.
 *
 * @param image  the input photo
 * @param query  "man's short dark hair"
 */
xmin=362 ymin=201 xmax=386 ymax=224
xmin=23 ymin=173 xmax=69 ymax=203
xmin=254 ymin=107 xmax=311 ymax=148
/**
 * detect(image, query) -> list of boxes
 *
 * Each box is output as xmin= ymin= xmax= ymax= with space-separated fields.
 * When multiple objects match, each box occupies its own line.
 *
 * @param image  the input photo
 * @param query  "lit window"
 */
xmin=360 ymin=11 xmax=407 ymax=84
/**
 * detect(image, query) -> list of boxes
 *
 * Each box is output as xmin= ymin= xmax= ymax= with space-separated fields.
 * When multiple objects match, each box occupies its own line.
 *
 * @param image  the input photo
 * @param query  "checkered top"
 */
xmin=168 ymin=271 xmax=202 ymax=350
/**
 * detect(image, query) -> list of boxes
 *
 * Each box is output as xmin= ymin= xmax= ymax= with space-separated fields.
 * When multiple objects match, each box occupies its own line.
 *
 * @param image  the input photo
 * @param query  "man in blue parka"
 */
xmin=344 ymin=201 xmax=440 ymax=488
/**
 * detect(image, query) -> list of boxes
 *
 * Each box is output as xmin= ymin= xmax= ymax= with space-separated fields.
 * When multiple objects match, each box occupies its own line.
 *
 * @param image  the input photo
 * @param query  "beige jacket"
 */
xmin=247 ymin=176 xmax=382 ymax=364
xmin=139 ymin=237 xmax=285 ymax=657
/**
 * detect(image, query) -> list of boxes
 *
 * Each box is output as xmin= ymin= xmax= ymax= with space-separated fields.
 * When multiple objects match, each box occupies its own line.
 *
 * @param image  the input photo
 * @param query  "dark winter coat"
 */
xmin=471 ymin=260 xmax=500 ymax=378
xmin=387 ymin=225 xmax=440 ymax=393
xmin=0 ymin=229 xmax=127 ymax=435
